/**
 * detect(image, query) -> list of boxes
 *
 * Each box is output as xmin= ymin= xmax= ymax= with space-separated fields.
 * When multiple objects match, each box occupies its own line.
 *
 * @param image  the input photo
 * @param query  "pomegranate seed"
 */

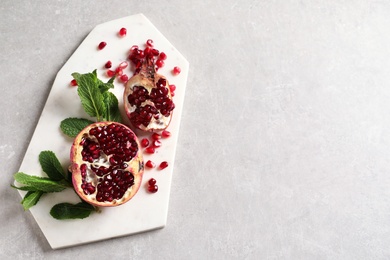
xmin=156 ymin=59 xmax=164 ymax=68
xmin=152 ymin=133 xmax=161 ymax=140
xmin=151 ymin=49 xmax=159 ymax=56
xmin=173 ymin=66 xmax=181 ymax=75
xmin=159 ymin=52 xmax=167 ymax=60
xmin=105 ymin=61 xmax=112 ymax=69
xmin=70 ymin=79 xmax=77 ymax=86
xmin=106 ymin=69 xmax=115 ymax=77
xmin=145 ymin=147 xmax=155 ymax=154
xmin=148 ymin=184 xmax=158 ymax=193
xmin=141 ymin=138 xmax=149 ymax=147
xmin=145 ymin=160 xmax=156 ymax=168
xmin=146 ymin=39 xmax=153 ymax=47
xmin=118 ymin=61 xmax=128 ymax=69
xmin=161 ymin=130 xmax=171 ymax=138
xmin=98 ymin=41 xmax=107 ymax=50
xmin=159 ymin=161 xmax=168 ymax=170
xmin=115 ymin=67 xmax=123 ymax=76
xmin=171 ymin=92 xmax=175 ymax=97
xmin=169 ymin=84 xmax=176 ymax=92
xmin=152 ymin=140 xmax=162 ymax=148
xmin=148 ymin=178 xmax=157 ymax=186
xmin=119 ymin=27 xmax=127 ymax=37
xmin=120 ymin=74 xmax=129 ymax=83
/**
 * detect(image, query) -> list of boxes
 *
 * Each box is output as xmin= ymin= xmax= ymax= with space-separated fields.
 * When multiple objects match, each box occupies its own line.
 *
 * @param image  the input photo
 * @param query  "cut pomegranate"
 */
xmin=124 ymin=49 xmax=175 ymax=132
xmin=161 ymin=130 xmax=171 ymax=138
xmin=119 ymin=27 xmax=127 ymax=37
xmin=145 ymin=160 xmax=155 ymax=168
xmin=98 ymin=42 xmax=107 ymax=50
xmin=159 ymin=161 xmax=168 ymax=170
xmin=105 ymin=61 xmax=112 ymax=69
xmin=70 ymin=79 xmax=77 ymax=86
xmin=173 ymin=66 xmax=181 ymax=75
xmin=70 ymin=122 xmax=144 ymax=207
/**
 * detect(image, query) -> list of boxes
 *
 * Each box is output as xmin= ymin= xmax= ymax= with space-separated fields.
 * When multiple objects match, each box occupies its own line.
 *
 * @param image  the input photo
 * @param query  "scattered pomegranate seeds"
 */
xmin=130 ymin=45 xmax=138 ymax=51
xmin=146 ymin=39 xmax=154 ymax=47
xmin=159 ymin=52 xmax=167 ymax=60
xmin=70 ymin=79 xmax=77 ymax=86
xmin=145 ymin=147 xmax=155 ymax=154
xmin=145 ymin=160 xmax=156 ymax=168
xmin=98 ymin=41 xmax=107 ymax=50
xmin=173 ymin=66 xmax=181 ymax=75
xmin=159 ymin=161 xmax=168 ymax=170
xmin=118 ymin=61 xmax=128 ymax=69
xmin=105 ymin=61 xmax=112 ymax=69
xmin=148 ymin=178 xmax=157 ymax=186
xmin=106 ymin=69 xmax=115 ymax=77
xmin=169 ymin=84 xmax=176 ymax=92
xmin=152 ymin=140 xmax=162 ymax=148
xmin=148 ymin=184 xmax=158 ymax=193
xmin=115 ymin=67 xmax=123 ymax=76
xmin=156 ymin=59 xmax=164 ymax=68
xmin=141 ymin=138 xmax=150 ymax=147
xmin=119 ymin=27 xmax=127 ymax=37
xmin=152 ymin=133 xmax=161 ymax=140
xmin=120 ymin=74 xmax=129 ymax=83
xmin=161 ymin=130 xmax=171 ymax=138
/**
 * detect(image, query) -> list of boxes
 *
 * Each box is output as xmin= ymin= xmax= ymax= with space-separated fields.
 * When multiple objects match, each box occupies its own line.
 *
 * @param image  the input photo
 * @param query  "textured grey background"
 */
xmin=2 ymin=0 xmax=390 ymax=259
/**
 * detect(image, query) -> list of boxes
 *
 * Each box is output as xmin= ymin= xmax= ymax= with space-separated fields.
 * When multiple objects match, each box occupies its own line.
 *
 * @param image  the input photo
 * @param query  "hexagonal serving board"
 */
xmin=16 ymin=14 xmax=189 ymax=249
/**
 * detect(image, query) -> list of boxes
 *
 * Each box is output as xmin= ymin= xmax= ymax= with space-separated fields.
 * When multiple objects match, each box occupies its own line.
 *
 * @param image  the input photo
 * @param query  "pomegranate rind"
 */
xmin=124 ymin=73 xmax=173 ymax=132
xmin=70 ymin=121 xmax=144 ymax=207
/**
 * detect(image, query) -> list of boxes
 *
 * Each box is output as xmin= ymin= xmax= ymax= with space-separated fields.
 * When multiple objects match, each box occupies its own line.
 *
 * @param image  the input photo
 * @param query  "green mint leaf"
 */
xmin=50 ymin=202 xmax=96 ymax=219
xmin=72 ymin=71 xmax=106 ymax=121
xmin=103 ymin=92 xmax=122 ymax=122
xmin=11 ymin=184 xmax=42 ymax=192
xmin=60 ymin=117 xmax=94 ymax=138
xmin=107 ymin=76 xmax=115 ymax=85
xmin=21 ymin=191 xmax=44 ymax=210
xmin=39 ymin=151 xmax=66 ymax=181
xmin=97 ymin=77 xmax=114 ymax=93
xmin=14 ymin=172 xmax=70 ymax=193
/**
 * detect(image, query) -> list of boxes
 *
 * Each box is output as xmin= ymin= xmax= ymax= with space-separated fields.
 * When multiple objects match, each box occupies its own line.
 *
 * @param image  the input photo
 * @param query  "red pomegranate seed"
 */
xmin=106 ymin=70 xmax=115 ymax=77
xmin=145 ymin=147 xmax=155 ymax=154
xmin=146 ymin=39 xmax=153 ymax=47
xmin=173 ymin=66 xmax=181 ymax=75
xmin=148 ymin=184 xmax=158 ymax=193
xmin=105 ymin=61 xmax=112 ymax=69
xmin=152 ymin=133 xmax=161 ymax=140
xmin=115 ymin=67 xmax=123 ymax=76
xmin=152 ymin=140 xmax=162 ymax=148
xmin=156 ymin=59 xmax=164 ymax=68
xmin=141 ymin=138 xmax=149 ymax=147
xmin=120 ymin=74 xmax=129 ymax=83
xmin=98 ymin=41 xmax=107 ymax=50
xmin=119 ymin=27 xmax=127 ymax=37
xmin=161 ymin=130 xmax=171 ymax=138
xmin=159 ymin=161 xmax=168 ymax=170
xmin=148 ymin=178 xmax=157 ymax=186
xmin=130 ymin=45 xmax=138 ymax=51
xmin=159 ymin=52 xmax=167 ymax=60
xmin=118 ymin=61 xmax=128 ymax=69
xmin=169 ymin=84 xmax=176 ymax=92
xmin=70 ymin=79 xmax=77 ymax=86
xmin=145 ymin=160 xmax=156 ymax=168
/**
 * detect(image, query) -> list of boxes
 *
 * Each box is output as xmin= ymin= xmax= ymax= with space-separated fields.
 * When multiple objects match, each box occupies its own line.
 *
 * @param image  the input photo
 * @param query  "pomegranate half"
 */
xmin=70 ymin=121 xmax=144 ymax=207
xmin=124 ymin=51 xmax=175 ymax=132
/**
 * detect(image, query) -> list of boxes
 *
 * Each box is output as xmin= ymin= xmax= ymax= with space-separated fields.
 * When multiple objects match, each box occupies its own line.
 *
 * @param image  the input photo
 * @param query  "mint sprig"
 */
xmin=60 ymin=118 xmax=94 ymax=138
xmin=50 ymin=202 xmax=96 ymax=220
xmin=39 ymin=150 xmax=67 ymax=181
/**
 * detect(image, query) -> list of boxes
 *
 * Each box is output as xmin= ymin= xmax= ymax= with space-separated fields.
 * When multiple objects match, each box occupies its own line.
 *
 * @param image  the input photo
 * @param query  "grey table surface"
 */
xmin=2 ymin=1 xmax=390 ymax=259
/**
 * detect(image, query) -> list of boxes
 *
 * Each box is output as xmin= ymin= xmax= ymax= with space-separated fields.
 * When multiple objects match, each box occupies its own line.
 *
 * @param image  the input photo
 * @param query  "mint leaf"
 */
xmin=60 ymin=117 xmax=94 ymax=137
xmin=21 ymin=191 xmax=44 ymax=210
xmin=72 ymin=71 xmax=106 ymax=121
xmin=39 ymin=151 xmax=66 ymax=181
xmin=50 ymin=202 xmax=96 ymax=219
xmin=11 ymin=184 xmax=43 ymax=192
xmin=97 ymin=77 xmax=115 ymax=93
xmin=103 ymin=92 xmax=122 ymax=122
xmin=14 ymin=172 xmax=70 ymax=192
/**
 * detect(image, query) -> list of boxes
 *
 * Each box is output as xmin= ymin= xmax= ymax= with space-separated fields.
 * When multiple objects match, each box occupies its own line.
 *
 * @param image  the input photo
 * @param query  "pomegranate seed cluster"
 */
xmin=79 ymin=124 xmax=139 ymax=202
